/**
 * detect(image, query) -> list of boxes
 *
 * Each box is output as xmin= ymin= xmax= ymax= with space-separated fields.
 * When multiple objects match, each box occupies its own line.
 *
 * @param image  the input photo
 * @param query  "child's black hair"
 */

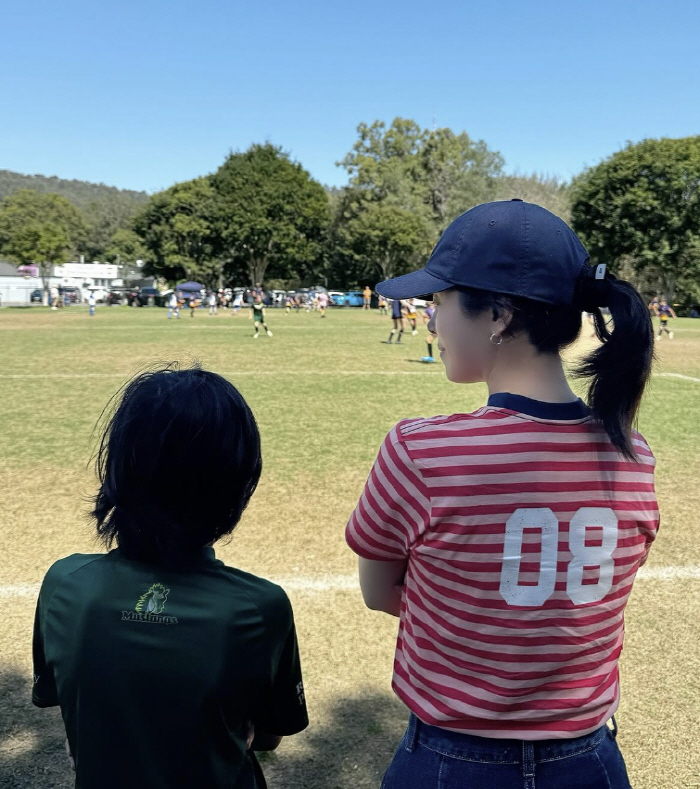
xmin=92 ymin=364 xmax=262 ymax=563
xmin=456 ymin=280 xmax=654 ymax=460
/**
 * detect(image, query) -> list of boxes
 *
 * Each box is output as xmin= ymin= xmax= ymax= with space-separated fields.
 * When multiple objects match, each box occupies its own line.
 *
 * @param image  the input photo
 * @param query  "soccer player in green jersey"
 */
xmin=250 ymin=295 xmax=273 ymax=338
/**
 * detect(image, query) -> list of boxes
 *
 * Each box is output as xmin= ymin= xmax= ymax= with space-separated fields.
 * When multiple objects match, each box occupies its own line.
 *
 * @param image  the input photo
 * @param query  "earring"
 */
xmin=490 ymin=333 xmax=503 ymax=346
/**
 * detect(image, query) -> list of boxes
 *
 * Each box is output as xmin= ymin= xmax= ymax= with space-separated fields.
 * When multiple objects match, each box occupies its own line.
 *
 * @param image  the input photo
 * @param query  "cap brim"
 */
xmin=375 ymin=269 xmax=452 ymax=299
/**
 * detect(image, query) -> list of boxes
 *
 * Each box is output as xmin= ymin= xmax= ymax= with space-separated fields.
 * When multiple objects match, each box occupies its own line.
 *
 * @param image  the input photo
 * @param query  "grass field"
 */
xmin=1 ymin=304 xmax=699 ymax=789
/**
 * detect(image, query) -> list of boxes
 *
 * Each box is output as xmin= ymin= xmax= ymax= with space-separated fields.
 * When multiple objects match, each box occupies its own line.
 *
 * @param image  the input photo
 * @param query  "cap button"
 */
xmin=510 ymin=198 xmax=523 ymax=202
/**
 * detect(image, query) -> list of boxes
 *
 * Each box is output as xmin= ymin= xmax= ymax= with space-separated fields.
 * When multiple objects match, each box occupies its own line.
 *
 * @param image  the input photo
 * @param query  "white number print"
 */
xmin=499 ymin=508 xmax=559 ymax=607
xmin=566 ymin=508 xmax=618 ymax=605
xmin=498 ymin=507 xmax=618 ymax=607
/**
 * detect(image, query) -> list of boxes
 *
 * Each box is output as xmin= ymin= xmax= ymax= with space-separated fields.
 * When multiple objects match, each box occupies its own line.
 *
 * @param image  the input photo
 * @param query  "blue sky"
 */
xmin=2 ymin=0 xmax=699 ymax=194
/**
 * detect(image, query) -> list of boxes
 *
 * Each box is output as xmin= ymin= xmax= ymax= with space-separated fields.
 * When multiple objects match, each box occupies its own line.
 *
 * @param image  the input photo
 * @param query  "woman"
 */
xmin=346 ymin=200 xmax=658 ymax=789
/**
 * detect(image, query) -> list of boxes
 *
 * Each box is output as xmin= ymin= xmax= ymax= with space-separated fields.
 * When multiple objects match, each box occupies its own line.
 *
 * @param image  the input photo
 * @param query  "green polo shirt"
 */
xmin=32 ymin=548 xmax=308 ymax=789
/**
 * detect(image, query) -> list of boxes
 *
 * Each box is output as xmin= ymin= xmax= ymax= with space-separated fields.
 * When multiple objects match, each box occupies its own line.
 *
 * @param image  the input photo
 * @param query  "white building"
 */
xmin=53 ymin=262 xmax=120 ymax=289
xmin=0 ymin=261 xmax=43 ymax=305
xmin=0 ymin=261 xmax=126 ymax=305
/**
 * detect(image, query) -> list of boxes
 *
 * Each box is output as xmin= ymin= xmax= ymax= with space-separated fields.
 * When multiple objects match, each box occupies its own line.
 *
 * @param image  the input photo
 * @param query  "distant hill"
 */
xmin=0 ymin=169 xmax=149 ymax=210
xmin=0 ymin=170 xmax=151 ymax=260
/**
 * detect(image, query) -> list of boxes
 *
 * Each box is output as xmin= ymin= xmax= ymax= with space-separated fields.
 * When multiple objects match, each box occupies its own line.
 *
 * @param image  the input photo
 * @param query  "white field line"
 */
xmin=0 ymin=371 xmax=442 ymax=379
xmin=655 ymin=372 xmax=700 ymax=383
xmin=1 ymin=566 xmax=698 ymax=599
xmin=1 ymin=371 xmax=699 ymax=381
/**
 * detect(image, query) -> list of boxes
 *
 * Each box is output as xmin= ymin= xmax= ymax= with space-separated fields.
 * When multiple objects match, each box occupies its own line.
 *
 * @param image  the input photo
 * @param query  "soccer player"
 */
xmin=362 ymin=285 xmax=372 ymax=310
xmin=208 ymin=291 xmax=218 ymax=315
xmin=346 ymin=200 xmax=657 ymax=789
xmin=250 ymin=295 xmax=273 ymax=338
xmin=32 ymin=366 xmax=308 ymax=788
xmin=317 ymin=290 xmax=329 ymax=317
xmin=405 ymin=298 xmax=419 ymax=335
xmin=377 ymin=294 xmax=388 ymax=315
xmin=88 ymin=291 xmax=96 ymax=317
xmin=167 ymin=292 xmax=180 ymax=319
xmin=421 ymin=302 xmax=435 ymax=362
xmin=384 ymin=298 xmax=406 ymax=343
xmin=656 ymin=299 xmax=677 ymax=339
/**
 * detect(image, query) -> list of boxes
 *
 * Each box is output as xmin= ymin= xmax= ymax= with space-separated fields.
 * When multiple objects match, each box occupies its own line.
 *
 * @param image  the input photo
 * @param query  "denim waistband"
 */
xmin=405 ymin=714 xmax=615 ymax=765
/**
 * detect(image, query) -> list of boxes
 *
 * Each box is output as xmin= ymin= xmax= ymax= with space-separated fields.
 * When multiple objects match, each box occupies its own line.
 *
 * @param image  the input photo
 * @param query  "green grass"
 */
xmin=1 ymin=304 xmax=699 ymax=788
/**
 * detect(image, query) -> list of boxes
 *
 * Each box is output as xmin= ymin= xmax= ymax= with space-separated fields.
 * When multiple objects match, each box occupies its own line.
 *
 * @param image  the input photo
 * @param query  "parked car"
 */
xmin=107 ymin=289 xmax=137 ymax=306
xmin=134 ymin=287 xmax=162 ymax=307
xmin=30 ymin=289 xmax=44 ymax=303
xmin=60 ymin=286 xmax=82 ymax=304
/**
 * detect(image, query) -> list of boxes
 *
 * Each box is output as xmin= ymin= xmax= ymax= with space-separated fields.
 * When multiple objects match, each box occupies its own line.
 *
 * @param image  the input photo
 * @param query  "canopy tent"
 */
xmin=176 ymin=281 xmax=204 ymax=292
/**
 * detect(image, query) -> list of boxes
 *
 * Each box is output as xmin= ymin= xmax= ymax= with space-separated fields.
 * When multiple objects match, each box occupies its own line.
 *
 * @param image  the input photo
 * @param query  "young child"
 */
xmin=346 ymin=200 xmax=658 ymax=789
xmin=656 ymin=298 xmax=677 ymax=339
xmin=87 ymin=291 xmax=96 ymax=317
xmin=384 ymin=298 xmax=406 ymax=343
xmin=420 ymin=302 xmax=435 ymax=362
xmin=167 ymin=292 xmax=180 ymax=319
xmin=33 ymin=366 xmax=308 ymax=789
xmin=404 ymin=298 xmax=419 ymax=335
xmin=250 ymin=295 xmax=273 ymax=338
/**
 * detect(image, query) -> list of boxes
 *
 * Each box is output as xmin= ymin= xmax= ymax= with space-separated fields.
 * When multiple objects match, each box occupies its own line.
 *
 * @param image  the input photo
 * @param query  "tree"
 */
xmin=330 ymin=118 xmax=504 ymax=287
xmin=81 ymin=195 xmax=147 ymax=261
xmin=210 ymin=144 xmax=330 ymax=286
xmin=338 ymin=203 xmax=431 ymax=283
xmin=104 ymin=228 xmax=147 ymax=266
xmin=132 ymin=178 xmax=224 ymax=287
xmin=0 ymin=189 xmax=87 ymax=302
xmin=338 ymin=118 xmax=504 ymax=235
xmin=419 ymin=127 xmax=504 ymax=233
xmin=492 ymin=174 xmax=572 ymax=222
xmin=570 ymin=137 xmax=700 ymax=302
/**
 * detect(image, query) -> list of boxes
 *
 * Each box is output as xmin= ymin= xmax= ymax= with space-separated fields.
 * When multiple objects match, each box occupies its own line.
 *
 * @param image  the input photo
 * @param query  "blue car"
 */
xmin=332 ymin=291 xmax=365 ymax=307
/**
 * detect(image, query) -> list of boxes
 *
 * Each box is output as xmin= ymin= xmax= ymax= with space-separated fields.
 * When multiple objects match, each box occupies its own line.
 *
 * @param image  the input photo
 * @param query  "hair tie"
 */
xmin=575 ymin=264 xmax=613 ymax=312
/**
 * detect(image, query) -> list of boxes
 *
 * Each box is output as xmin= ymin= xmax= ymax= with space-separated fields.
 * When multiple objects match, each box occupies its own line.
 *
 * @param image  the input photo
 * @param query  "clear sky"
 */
xmin=2 ymin=0 xmax=699 ymax=194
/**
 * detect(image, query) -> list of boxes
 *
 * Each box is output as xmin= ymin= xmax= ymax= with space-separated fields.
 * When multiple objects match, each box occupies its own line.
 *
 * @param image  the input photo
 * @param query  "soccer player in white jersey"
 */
xmin=346 ymin=200 xmax=657 ymax=789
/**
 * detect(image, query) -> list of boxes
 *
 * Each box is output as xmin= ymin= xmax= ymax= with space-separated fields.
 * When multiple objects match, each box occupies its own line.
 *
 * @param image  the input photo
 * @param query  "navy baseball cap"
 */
xmin=375 ymin=200 xmax=592 ymax=307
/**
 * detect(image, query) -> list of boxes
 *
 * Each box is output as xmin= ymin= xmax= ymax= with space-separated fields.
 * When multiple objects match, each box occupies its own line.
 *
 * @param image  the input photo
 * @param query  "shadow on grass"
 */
xmin=0 ymin=670 xmax=406 ymax=789
xmin=260 ymin=692 xmax=407 ymax=789
xmin=0 ymin=669 xmax=72 ymax=789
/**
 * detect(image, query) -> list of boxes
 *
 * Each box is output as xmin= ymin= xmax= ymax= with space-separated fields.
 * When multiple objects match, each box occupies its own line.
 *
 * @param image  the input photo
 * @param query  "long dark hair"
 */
xmin=456 ymin=279 xmax=654 ymax=459
xmin=92 ymin=364 xmax=262 ymax=563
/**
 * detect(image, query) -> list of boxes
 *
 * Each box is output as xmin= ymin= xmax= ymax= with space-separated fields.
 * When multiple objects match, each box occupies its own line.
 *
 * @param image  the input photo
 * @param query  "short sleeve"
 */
xmin=345 ymin=421 xmax=431 ymax=561
xmin=32 ymin=588 xmax=58 ymax=708
xmin=254 ymin=592 xmax=308 ymax=736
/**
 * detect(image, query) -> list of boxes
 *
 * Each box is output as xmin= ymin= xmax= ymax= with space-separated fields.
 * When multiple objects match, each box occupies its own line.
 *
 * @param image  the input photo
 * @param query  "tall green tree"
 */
xmin=210 ymin=144 xmax=329 ymax=286
xmin=493 ymin=174 xmax=572 ymax=222
xmin=132 ymin=178 xmax=224 ymax=287
xmin=338 ymin=118 xmax=504 ymax=233
xmin=329 ymin=191 xmax=432 ymax=287
xmin=0 ymin=189 xmax=87 ymax=302
xmin=570 ymin=137 xmax=700 ymax=301
xmin=81 ymin=195 xmax=147 ymax=261
xmin=330 ymin=118 xmax=504 ymax=287
xmin=104 ymin=228 xmax=148 ymax=266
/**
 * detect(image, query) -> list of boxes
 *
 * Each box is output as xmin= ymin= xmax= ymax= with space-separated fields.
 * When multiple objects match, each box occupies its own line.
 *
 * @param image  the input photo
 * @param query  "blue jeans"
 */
xmin=380 ymin=714 xmax=632 ymax=789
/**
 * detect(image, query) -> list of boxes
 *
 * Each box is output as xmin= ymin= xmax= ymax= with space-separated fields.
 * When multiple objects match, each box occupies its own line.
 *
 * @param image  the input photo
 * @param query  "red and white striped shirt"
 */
xmin=346 ymin=394 xmax=659 ymax=739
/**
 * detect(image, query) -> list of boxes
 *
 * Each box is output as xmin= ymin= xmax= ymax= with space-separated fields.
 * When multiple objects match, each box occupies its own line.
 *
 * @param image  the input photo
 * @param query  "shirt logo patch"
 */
xmin=121 ymin=583 xmax=178 ymax=625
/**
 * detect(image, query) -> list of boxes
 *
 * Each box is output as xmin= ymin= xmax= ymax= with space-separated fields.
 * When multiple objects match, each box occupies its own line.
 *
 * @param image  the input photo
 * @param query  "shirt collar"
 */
xmin=487 ymin=392 xmax=590 ymax=421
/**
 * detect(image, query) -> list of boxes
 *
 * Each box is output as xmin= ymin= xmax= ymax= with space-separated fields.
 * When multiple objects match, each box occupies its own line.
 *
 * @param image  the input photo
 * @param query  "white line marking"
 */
xmin=655 ymin=372 xmax=700 ymax=383
xmin=1 ymin=566 xmax=698 ymax=598
xmin=0 ymin=370 xmax=443 ymax=379
xmin=1 ymin=371 xmax=698 ymax=381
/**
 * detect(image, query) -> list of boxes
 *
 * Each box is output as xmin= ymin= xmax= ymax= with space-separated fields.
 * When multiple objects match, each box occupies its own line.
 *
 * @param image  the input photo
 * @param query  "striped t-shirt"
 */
xmin=345 ymin=393 xmax=659 ymax=740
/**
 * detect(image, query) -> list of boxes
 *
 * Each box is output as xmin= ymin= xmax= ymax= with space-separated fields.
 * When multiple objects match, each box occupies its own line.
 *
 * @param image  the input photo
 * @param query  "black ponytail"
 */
xmin=574 ymin=279 xmax=654 ymax=460
xmin=456 ymin=277 xmax=654 ymax=461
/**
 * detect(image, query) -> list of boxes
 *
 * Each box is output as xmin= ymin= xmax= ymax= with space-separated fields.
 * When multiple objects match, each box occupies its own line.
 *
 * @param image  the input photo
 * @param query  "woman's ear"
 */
xmin=491 ymin=304 xmax=514 ymax=336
